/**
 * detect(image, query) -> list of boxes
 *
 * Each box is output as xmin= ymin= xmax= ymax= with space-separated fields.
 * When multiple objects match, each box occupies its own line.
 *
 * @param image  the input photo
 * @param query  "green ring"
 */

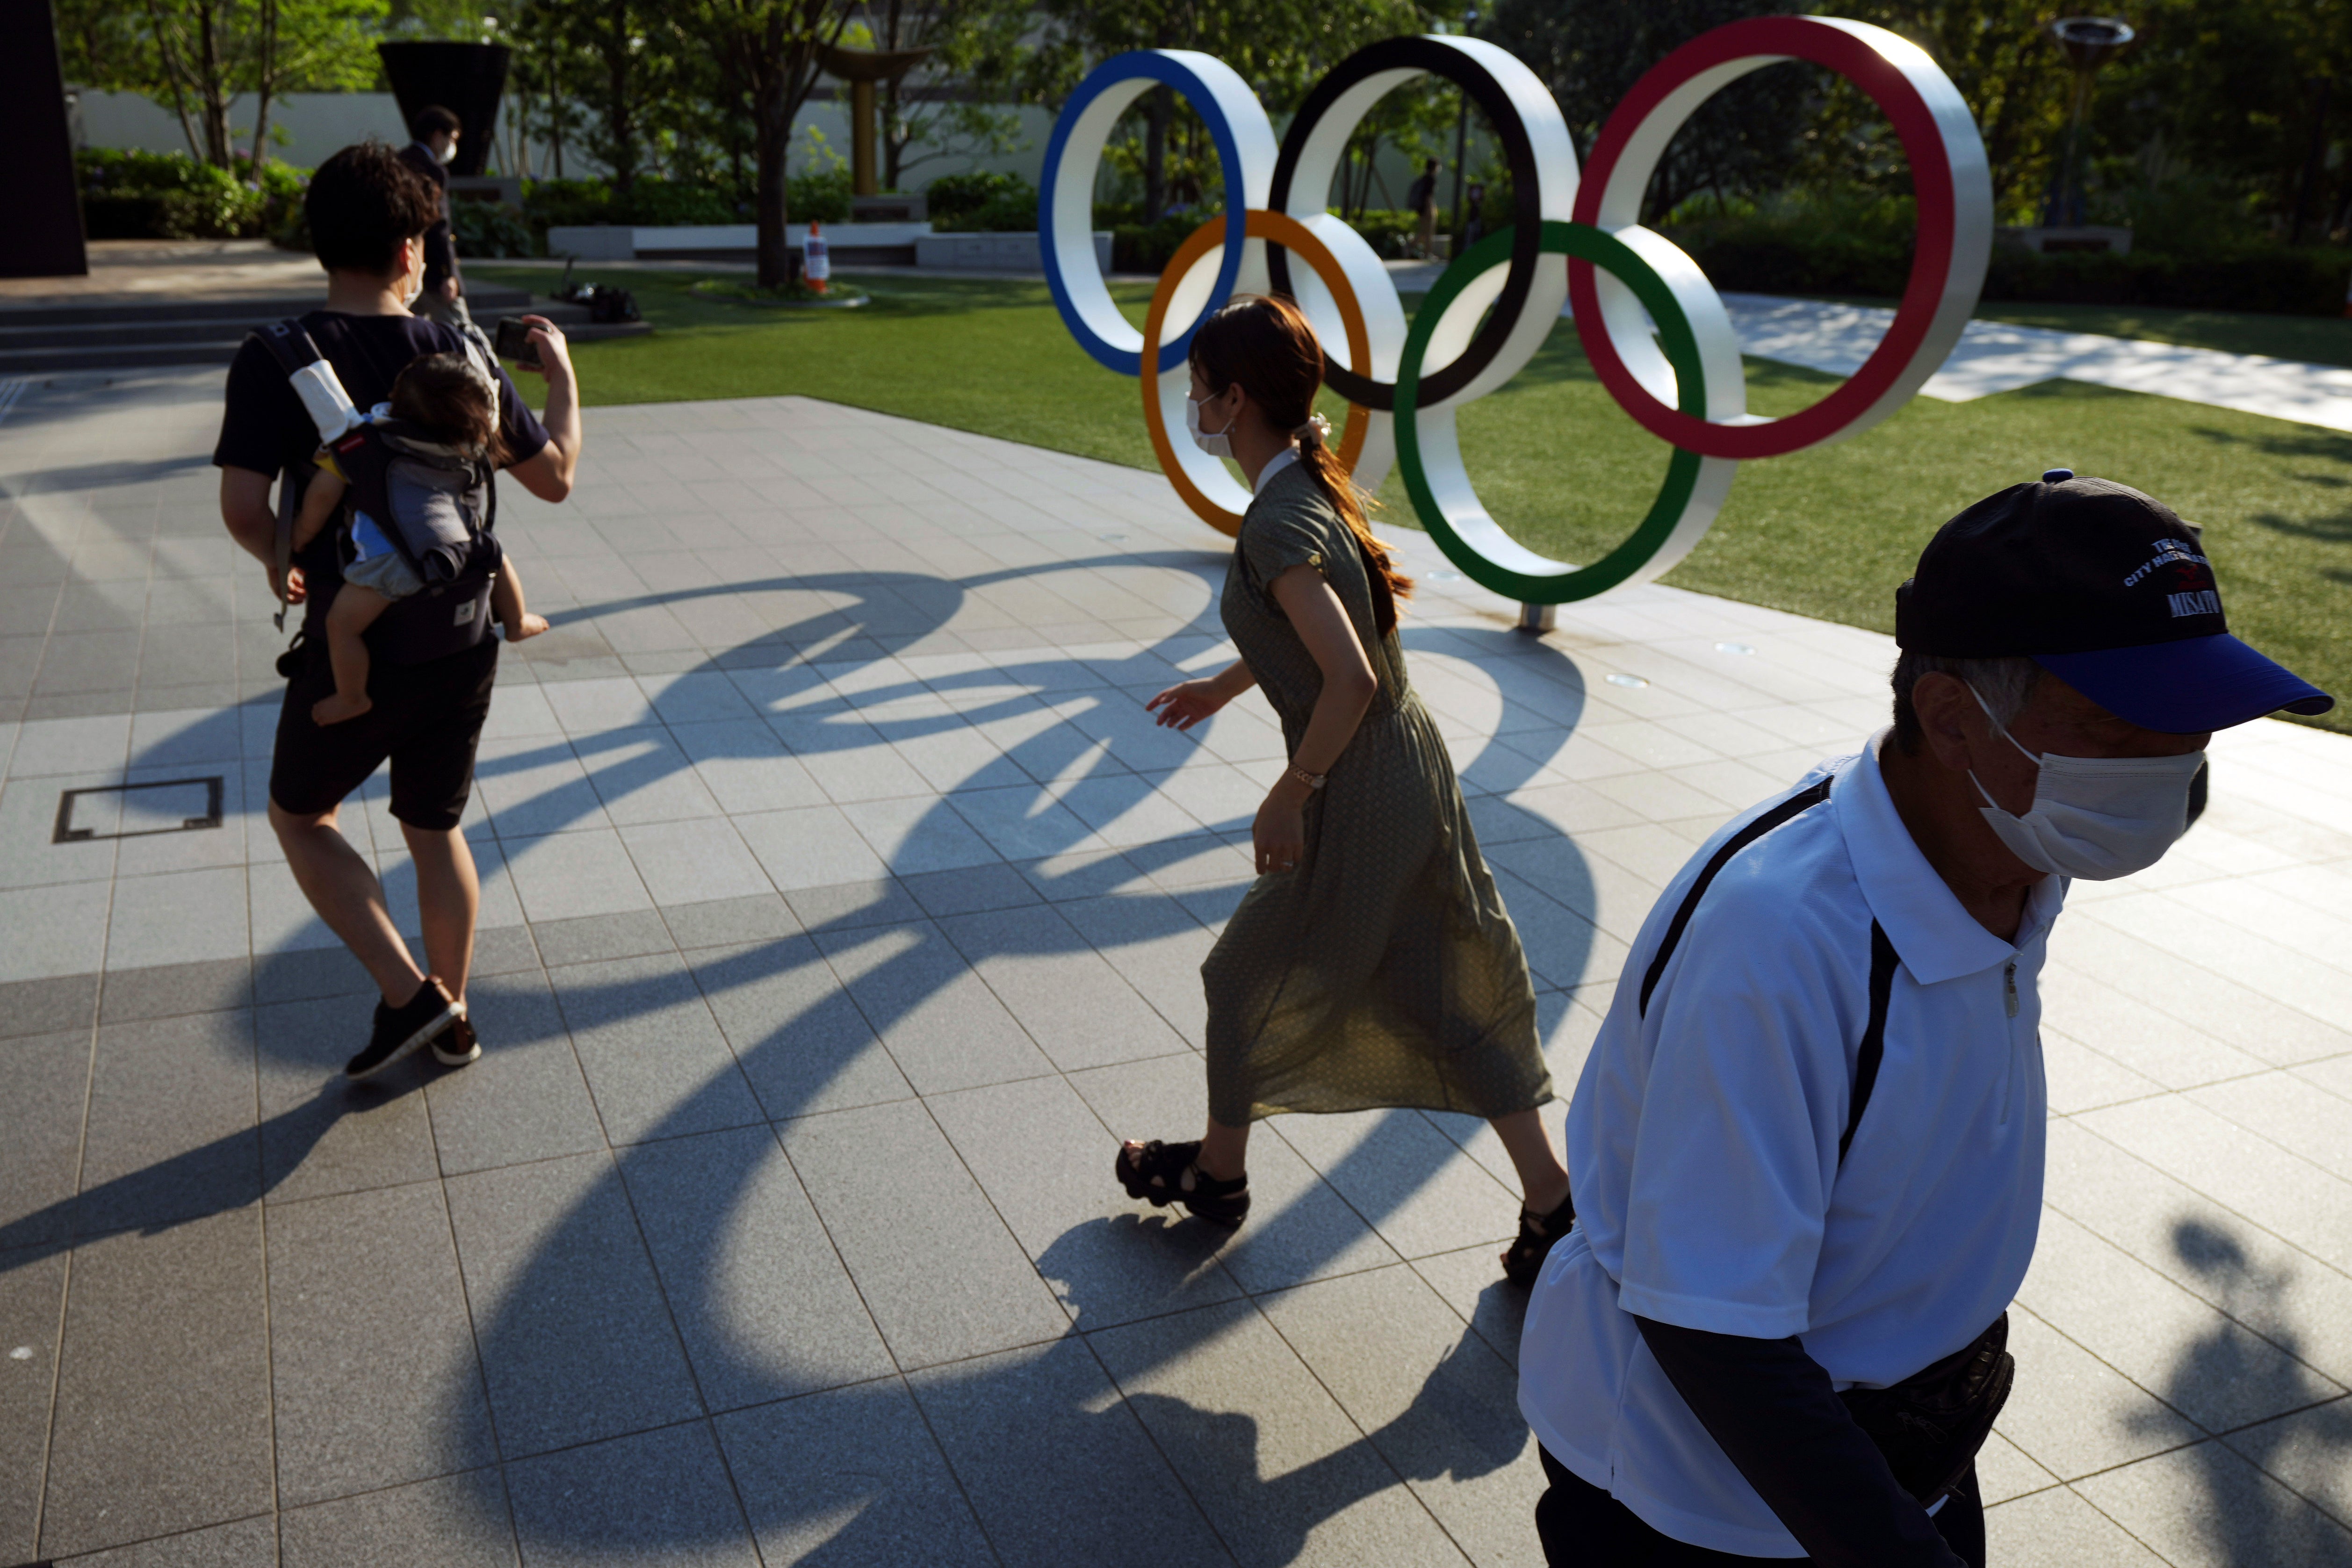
xmin=1394 ymin=220 xmax=1712 ymax=604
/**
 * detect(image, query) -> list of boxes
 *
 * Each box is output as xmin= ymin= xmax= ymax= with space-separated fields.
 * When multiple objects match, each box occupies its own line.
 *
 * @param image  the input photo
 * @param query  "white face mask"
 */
xmin=400 ymin=261 xmax=425 ymax=308
xmin=1186 ymin=393 xmax=1235 ymax=460
xmin=437 ymin=138 xmax=458 ymax=165
xmin=1967 ymin=685 xmax=2205 ymax=880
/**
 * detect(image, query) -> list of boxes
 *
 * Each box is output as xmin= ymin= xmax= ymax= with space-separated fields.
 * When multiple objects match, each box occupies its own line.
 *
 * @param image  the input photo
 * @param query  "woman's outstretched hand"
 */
xmin=1147 ymin=678 xmax=1233 ymax=731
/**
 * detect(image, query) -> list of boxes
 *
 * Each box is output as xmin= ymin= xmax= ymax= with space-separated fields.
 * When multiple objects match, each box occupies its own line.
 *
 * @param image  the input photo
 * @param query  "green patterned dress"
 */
xmin=1201 ymin=460 xmax=1552 ymax=1126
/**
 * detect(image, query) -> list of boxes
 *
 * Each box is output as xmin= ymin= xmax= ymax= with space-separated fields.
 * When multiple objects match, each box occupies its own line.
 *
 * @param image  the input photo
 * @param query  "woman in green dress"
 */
xmin=1115 ymin=295 xmax=1573 ymax=1287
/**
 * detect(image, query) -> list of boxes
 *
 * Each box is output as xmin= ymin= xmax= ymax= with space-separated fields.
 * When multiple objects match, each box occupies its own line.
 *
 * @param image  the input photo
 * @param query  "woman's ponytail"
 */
xmin=1292 ymin=413 xmax=1411 ymax=637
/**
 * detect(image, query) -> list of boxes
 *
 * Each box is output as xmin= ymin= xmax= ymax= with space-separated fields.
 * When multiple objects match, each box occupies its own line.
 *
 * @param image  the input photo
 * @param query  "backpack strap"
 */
xmin=249 ymin=319 xmax=363 ymax=631
xmin=1638 ymin=776 xmax=1834 ymax=1017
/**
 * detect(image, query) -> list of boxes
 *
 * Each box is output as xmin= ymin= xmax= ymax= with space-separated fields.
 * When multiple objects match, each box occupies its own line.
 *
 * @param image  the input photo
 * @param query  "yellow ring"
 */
xmin=1140 ymin=209 xmax=1374 ymax=538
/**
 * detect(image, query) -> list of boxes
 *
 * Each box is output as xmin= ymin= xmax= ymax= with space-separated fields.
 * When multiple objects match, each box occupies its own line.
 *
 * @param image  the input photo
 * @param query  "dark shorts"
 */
xmin=1534 ymin=1448 xmax=1984 ymax=1567
xmin=269 ymin=635 xmax=499 ymax=831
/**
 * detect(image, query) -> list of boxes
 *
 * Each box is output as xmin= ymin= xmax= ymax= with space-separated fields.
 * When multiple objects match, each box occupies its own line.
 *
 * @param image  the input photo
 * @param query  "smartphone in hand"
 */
xmin=492 ymin=316 xmax=543 ymax=370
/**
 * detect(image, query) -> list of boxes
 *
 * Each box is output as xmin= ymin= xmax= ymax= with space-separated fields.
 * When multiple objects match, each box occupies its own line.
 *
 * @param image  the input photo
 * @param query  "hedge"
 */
xmin=77 ymin=149 xmax=306 ymax=241
xmin=1670 ymin=220 xmax=2352 ymax=317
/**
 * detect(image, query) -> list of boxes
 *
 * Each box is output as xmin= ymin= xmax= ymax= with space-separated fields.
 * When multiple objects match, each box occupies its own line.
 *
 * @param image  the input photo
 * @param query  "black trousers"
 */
xmin=1534 ymin=1447 xmax=1985 ymax=1567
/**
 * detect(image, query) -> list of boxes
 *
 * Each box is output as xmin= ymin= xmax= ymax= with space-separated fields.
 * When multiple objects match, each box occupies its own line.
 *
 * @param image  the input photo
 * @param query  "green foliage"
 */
xmin=521 ymin=176 xmax=739 ymax=241
xmin=75 ymin=148 xmax=282 ymax=238
xmin=928 ymin=170 xmax=1033 ymax=228
xmin=454 ymin=200 xmax=536 ymax=258
xmin=787 ymin=168 xmax=854 ymax=226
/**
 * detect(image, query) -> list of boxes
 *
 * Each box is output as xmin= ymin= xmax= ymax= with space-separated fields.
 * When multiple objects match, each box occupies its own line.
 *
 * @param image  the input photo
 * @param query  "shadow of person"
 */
xmin=2130 ymin=1218 xmax=2352 ymax=1567
xmin=0 ymin=1069 xmax=429 ymax=1271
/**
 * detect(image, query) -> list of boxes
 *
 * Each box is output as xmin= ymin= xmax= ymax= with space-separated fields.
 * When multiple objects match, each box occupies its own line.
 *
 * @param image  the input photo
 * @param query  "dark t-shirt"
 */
xmin=214 ymin=310 xmax=549 ymax=638
xmin=397 ymin=142 xmax=461 ymax=291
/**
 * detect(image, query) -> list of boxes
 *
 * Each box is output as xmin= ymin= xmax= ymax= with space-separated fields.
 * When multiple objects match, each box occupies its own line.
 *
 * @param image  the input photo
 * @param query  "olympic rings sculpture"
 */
xmin=1038 ymin=17 xmax=1994 ymax=605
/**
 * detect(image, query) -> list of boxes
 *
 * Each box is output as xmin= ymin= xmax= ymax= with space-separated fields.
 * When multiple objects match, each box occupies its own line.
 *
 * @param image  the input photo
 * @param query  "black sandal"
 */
xmin=1116 ymin=1139 xmax=1251 ymax=1229
xmin=1501 ymin=1190 xmax=1574 ymax=1288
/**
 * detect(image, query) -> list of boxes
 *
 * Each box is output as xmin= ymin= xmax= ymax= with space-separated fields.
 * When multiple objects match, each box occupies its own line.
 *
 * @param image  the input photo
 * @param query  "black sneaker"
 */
xmin=344 ymin=977 xmax=459 ymax=1080
xmin=431 ymin=1009 xmax=481 ymax=1067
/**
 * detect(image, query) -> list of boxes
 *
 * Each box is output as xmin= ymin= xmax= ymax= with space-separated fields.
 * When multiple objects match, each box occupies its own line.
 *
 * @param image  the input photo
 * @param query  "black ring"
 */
xmin=1266 ymin=36 xmax=1549 ymax=412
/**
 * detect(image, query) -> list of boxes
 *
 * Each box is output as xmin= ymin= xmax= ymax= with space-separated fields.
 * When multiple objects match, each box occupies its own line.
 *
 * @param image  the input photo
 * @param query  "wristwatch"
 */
xmin=1289 ymin=764 xmax=1327 ymax=791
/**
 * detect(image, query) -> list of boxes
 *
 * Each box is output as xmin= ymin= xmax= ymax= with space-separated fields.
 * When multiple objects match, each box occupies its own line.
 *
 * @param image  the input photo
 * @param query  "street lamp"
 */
xmin=2047 ymin=16 xmax=2134 ymax=227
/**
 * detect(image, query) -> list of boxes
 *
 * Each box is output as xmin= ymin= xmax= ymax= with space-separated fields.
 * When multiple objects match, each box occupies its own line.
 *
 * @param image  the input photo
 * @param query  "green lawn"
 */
xmin=1820 ymin=295 xmax=2352 ymax=369
xmin=478 ymin=266 xmax=2351 ymax=734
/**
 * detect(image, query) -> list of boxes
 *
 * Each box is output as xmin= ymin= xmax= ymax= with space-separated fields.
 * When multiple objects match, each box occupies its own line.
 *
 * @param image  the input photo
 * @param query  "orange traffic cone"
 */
xmin=806 ymin=221 xmax=830 ymax=295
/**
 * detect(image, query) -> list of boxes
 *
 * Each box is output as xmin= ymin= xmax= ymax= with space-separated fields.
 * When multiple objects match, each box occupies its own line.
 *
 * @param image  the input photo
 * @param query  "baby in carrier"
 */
xmin=292 ymin=351 xmax=548 ymax=726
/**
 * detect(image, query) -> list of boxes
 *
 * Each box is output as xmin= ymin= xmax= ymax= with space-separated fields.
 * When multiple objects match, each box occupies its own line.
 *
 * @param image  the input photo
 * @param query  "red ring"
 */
xmin=1570 ymin=18 xmax=1959 ymax=460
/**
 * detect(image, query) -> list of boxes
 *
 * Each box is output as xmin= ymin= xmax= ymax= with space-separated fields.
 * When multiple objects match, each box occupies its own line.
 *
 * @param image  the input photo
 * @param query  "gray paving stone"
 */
xmin=685 ymin=936 xmax=913 ymax=1119
xmin=251 ymin=943 xmax=375 ymax=1006
xmin=937 ymin=904 xmax=1191 ymax=1072
xmin=444 ymin=1150 xmax=704 ymax=1458
xmin=1257 ymin=1265 xmax=1545 ymax=1567
xmin=39 ymin=1208 xmax=272 ymax=1560
xmin=547 ymin=951 xmax=765 ymax=1144
xmin=778 ymin=1099 xmax=1068 ymax=1369
xmin=527 ymin=907 xmax=675 ymax=969
xmin=505 ymin=1420 xmax=761 ymax=1567
xmin=780 ymin=875 xmax=923 ymax=933
xmin=97 ymin=956 xmax=252 ymax=1024
xmin=1272 ymin=1108 xmax=1522 ymax=1262
xmin=1997 ymin=1307 xmax=2205 ymax=1482
xmin=814 ymin=919 xmax=1055 ymax=1095
xmin=250 ymin=995 xmax=440 ymax=1203
xmin=659 ymin=891 xmax=798 ymax=951
xmin=472 ymin=921 xmax=545 ymax=978
xmin=2071 ymin=1438 xmax=2352 ymax=1567
xmin=0 ymin=1028 xmax=92 ymax=1253
xmin=0 ymin=1249 xmax=67 ymax=1565
xmin=1053 ymin=890 xmax=1215 ymax=1048
xmin=1407 ymin=1244 xmax=1530 ymax=1373
xmin=619 ymin=1124 xmax=894 ymax=1410
xmin=901 ymin=859 xmax=1043 ymax=918
xmin=56 ymin=1512 xmax=279 ymax=1566
xmin=2222 ymin=1399 xmax=2352 ymax=1533
xmin=74 ymin=1009 xmax=259 ymax=1237
xmin=1092 ymin=1297 xmax=1469 ymax=1568
xmin=266 ymin=1180 xmax=499 ymax=1504
xmin=910 ymin=1336 xmax=1230 ymax=1568
xmin=930 ymin=1075 xmax=1241 ymax=1330
xmin=0 ymin=969 xmax=99 ymax=1037
xmin=278 ymin=1470 xmax=519 ymax=1568
xmin=716 ymin=1379 xmax=996 ymax=1567
xmin=425 ymin=970 xmax=606 ymax=1176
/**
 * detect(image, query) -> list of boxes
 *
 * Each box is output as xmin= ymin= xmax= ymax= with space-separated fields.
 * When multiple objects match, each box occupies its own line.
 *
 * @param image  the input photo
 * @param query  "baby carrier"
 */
xmin=250 ymin=319 xmax=505 ymax=666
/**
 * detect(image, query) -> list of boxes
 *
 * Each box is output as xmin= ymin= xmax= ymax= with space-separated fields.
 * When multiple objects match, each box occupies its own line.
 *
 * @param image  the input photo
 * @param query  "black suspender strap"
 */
xmin=1839 ymin=921 xmax=1898 ymax=1166
xmin=1638 ymin=777 xmax=1833 ymax=1018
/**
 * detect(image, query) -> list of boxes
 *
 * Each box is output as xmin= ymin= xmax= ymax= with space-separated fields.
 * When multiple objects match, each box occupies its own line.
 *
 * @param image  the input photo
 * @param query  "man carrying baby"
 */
xmin=216 ymin=140 xmax=584 ymax=1079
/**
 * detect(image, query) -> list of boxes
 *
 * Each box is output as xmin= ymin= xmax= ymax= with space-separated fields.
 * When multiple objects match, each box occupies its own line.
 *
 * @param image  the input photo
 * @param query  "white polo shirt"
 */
xmin=1518 ymin=732 xmax=2062 ymax=1557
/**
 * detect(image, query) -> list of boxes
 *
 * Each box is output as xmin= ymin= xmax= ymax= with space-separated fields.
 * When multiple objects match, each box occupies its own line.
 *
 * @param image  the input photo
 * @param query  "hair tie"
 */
xmin=1295 ymin=412 xmax=1332 ymax=451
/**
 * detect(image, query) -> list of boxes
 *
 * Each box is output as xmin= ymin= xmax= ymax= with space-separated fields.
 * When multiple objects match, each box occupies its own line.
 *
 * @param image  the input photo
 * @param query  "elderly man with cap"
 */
xmin=1515 ymin=471 xmax=2332 ymax=1567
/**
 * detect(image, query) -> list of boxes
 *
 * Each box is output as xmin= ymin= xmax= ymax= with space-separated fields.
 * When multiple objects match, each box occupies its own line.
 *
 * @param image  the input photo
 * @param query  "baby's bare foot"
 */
xmin=312 ymin=691 xmax=372 ymax=726
xmin=505 ymin=612 xmax=550 ymax=641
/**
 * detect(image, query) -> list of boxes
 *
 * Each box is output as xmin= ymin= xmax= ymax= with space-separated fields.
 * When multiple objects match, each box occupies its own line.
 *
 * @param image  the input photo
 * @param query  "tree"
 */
xmin=1478 ymin=0 xmax=1809 ymax=222
xmin=861 ymin=0 xmax=1030 ymax=191
xmin=691 ymin=0 xmax=858 ymax=287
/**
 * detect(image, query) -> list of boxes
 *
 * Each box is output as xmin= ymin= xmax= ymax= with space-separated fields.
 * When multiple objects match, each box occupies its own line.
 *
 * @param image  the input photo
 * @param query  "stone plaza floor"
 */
xmin=0 ymin=371 xmax=2349 ymax=1567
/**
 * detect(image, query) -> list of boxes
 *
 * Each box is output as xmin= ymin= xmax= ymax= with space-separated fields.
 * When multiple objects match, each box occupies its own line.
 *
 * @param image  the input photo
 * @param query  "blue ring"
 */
xmin=1039 ymin=51 xmax=1249 ymax=376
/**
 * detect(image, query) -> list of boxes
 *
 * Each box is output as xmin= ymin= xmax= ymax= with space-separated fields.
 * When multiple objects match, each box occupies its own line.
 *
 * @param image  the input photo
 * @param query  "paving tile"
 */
xmin=548 ymin=951 xmax=765 ymax=1144
xmin=39 ymin=1208 xmax=272 ymax=1560
xmin=251 ymin=943 xmax=375 ymax=1006
xmin=929 ymin=1075 xmax=1241 ymax=1330
xmin=900 ymin=859 xmax=1042 ymax=918
xmin=506 ymin=1420 xmax=761 ymax=1567
xmin=0 ymin=879 xmax=113 ymax=984
xmin=0 ymin=1250 xmax=67 ymax=1565
xmin=54 ymin=1512 xmax=280 ymax=1566
xmin=1270 ymin=1107 xmax=1521 ymax=1263
xmin=266 ymin=1180 xmax=498 ymax=1504
xmin=716 ymin=1379 xmax=996 ymax=1566
xmin=814 ymin=919 xmax=1054 ymax=1095
xmin=1996 ymin=1307 xmax=2205 ymax=1482
xmin=104 ymin=866 xmax=251 ymax=971
xmin=0 ymin=1027 xmax=92 ymax=1254
xmin=686 ymin=937 xmax=912 ymax=1119
xmin=2071 ymin=1438 xmax=2352 ymax=1567
xmin=252 ymin=994 xmax=441 ymax=1204
xmin=444 ymin=1150 xmax=705 ymax=1458
xmin=780 ymin=875 xmax=924 ymax=933
xmin=579 ymin=726 xmax=727 ymax=826
xmin=1255 ymin=1265 xmax=1546 ymax=1567
xmin=0 ymin=969 xmax=99 ymax=1038
xmin=938 ymin=903 xmax=1190 ymax=1072
xmin=2073 ymin=1095 xmax=2352 ymax=1275
xmin=909 ymin=1335 xmax=1229 ymax=1568
xmin=2188 ymin=1070 xmax=2352 ymax=1184
xmin=1408 ymin=1243 xmax=1533 ymax=1372
xmin=731 ymin=803 xmax=890 ymax=890
xmin=7 ymin=712 xmax=130 ymax=778
xmin=527 ymin=906 xmax=673 ymax=969
xmin=500 ymin=828 xmax=653 ymax=922
xmin=619 ymin=1125 xmax=894 ymax=1410
xmin=75 ymin=1009 xmax=258 ymax=1237
xmin=97 ymin=956 xmax=252 ymax=1024
xmin=2221 ymin=1398 xmax=2352 ymax=1532
xmin=424 ymin=969 xmax=606 ymax=1176
xmin=659 ymin=890 xmax=799 ymax=950
xmin=619 ymin=815 xmax=773 ymax=911
xmin=278 ymin=1470 xmax=519 ymax=1568
xmin=2016 ymin=1209 xmax=2345 ymax=1434
xmin=778 ymin=1098 xmax=1068 ymax=1369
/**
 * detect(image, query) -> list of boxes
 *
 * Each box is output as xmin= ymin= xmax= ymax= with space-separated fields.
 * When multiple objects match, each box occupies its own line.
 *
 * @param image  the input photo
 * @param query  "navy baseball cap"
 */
xmin=1895 ymin=470 xmax=2333 ymax=733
